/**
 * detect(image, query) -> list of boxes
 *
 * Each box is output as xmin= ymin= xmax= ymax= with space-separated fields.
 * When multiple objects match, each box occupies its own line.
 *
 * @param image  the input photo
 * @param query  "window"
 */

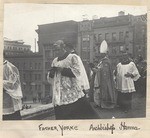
xmin=120 ymin=46 xmax=124 ymax=52
xmin=98 ymin=34 xmax=102 ymax=42
xmin=35 ymin=74 xmax=37 ymax=80
xmin=35 ymin=63 xmax=37 ymax=69
xmin=30 ymin=74 xmax=32 ymax=80
xmin=35 ymin=85 xmax=37 ymax=90
xmin=105 ymin=33 xmax=109 ymax=41
xmin=119 ymin=32 xmax=124 ymax=41
xmin=23 ymin=62 xmax=26 ymax=69
xmin=30 ymin=62 xmax=32 ymax=69
xmin=30 ymin=85 xmax=32 ymax=90
xmin=82 ymin=35 xmax=90 ymax=42
xmin=125 ymin=31 xmax=129 ymax=38
xmin=38 ymin=63 xmax=41 ymax=69
xmin=45 ymin=74 xmax=48 ymax=81
xmin=112 ymin=47 xmax=117 ymax=55
xmin=38 ymin=85 xmax=41 ymax=90
xmin=82 ymin=50 xmax=90 ymax=60
xmin=38 ymin=74 xmax=41 ymax=80
xmin=112 ymin=32 xmax=117 ymax=41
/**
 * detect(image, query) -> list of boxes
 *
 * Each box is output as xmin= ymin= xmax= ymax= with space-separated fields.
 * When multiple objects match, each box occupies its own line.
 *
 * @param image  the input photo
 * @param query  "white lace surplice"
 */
xmin=49 ymin=54 xmax=87 ymax=106
xmin=116 ymin=62 xmax=140 ymax=93
xmin=3 ymin=60 xmax=23 ymax=115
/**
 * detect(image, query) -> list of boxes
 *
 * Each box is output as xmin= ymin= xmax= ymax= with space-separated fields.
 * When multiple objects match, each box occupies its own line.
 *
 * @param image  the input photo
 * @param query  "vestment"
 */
xmin=47 ymin=53 xmax=98 ymax=119
xmin=94 ymin=57 xmax=116 ymax=108
xmin=116 ymin=61 xmax=140 ymax=111
xmin=3 ymin=60 xmax=23 ymax=120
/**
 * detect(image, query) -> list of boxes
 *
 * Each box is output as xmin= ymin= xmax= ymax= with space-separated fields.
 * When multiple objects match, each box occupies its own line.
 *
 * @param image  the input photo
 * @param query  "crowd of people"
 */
xmin=3 ymin=39 xmax=146 ymax=120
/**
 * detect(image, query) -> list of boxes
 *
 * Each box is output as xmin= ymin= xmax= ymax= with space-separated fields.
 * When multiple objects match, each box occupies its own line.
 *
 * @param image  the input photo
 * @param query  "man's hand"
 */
xmin=124 ymin=72 xmax=134 ymax=78
xmin=56 ymin=67 xmax=63 ymax=72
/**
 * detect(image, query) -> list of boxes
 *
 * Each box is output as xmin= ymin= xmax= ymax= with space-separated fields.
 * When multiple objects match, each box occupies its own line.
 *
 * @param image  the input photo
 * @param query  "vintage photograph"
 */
xmin=3 ymin=3 xmax=147 ymax=120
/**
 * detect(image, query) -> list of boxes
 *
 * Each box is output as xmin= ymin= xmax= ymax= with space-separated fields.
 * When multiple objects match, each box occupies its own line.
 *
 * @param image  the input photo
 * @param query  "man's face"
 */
xmin=54 ymin=45 xmax=61 ymax=54
xmin=100 ymin=53 xmax=106 ymax=59
xmin=121 ymin=54 xmax=129 ymax=62
xmin=54 ymin=44 xmax=64 ymax=56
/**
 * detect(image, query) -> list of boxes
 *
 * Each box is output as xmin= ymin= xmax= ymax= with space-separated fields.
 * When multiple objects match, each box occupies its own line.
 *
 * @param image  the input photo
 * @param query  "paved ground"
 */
xmin=90 ymin=92 xmax=146 ymax=119
xmin=21 ymin=101 xmax=54 ymax=120
xmin=21 ymin=92 xmax=146 ymax=120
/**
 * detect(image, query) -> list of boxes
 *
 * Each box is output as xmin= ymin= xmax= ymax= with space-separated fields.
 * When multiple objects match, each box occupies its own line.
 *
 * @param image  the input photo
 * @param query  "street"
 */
xmin=90 ymin=92 xmax=146 ymax=119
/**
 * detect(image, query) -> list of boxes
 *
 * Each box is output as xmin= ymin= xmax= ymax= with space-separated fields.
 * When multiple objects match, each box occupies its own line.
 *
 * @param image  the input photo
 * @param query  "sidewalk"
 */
xmin=90 ymin=93 xmax=146 ymax=119
xmin=21 ymin=102 xmax=55 ymax=120
xmin=20 ymin=92 xmax=146 ymax=120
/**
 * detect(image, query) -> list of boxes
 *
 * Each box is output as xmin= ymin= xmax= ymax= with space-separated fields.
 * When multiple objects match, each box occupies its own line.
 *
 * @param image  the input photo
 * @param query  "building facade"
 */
xmin=78 ymin=12 xmax=147 ymax=69
xmin=6 ymin=53 xmax=43 ymax=101
xmin=4 ymin=38 xmax=31 ymax=56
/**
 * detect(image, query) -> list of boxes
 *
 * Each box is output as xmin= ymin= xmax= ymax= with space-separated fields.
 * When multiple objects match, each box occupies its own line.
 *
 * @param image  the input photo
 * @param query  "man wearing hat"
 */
xmin=94 ymin=40 xmax=116 ymax=109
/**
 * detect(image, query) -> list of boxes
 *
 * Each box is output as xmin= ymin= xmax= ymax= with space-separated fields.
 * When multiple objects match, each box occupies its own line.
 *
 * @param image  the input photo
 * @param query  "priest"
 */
xmin=94 ymin=40 xmax=116 ymax=108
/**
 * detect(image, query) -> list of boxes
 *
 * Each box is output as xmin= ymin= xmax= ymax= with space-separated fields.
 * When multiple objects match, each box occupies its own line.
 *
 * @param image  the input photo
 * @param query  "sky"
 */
xmin=4 ymin=4 xmax=147 ymax=51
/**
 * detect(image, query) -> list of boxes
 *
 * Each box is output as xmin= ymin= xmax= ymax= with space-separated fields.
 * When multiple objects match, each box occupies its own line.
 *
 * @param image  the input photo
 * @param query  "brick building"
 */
xmin=78 ymin=12 xmax=147 ymax=69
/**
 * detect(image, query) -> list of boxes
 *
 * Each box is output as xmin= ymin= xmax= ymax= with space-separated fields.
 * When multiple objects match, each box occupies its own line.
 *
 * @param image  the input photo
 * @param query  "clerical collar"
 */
xmin=57 ymin=52 xmax=69 ymax=61
xmin=121 ymin=59 xmax=131 ymax=65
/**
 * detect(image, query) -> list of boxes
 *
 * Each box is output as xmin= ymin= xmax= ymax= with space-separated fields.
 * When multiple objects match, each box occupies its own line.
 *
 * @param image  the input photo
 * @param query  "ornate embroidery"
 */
xmin=52 ymin=54 xmax=85 ymax=106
